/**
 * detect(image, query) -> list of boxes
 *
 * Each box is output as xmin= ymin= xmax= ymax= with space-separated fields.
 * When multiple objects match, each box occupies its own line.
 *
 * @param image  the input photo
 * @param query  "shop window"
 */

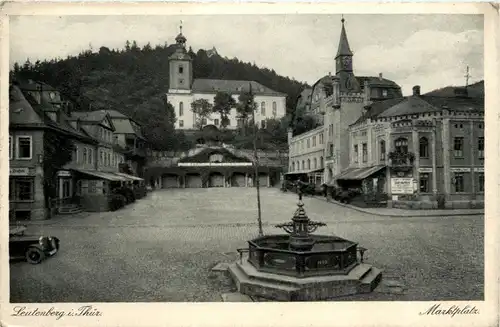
xmin=478 ymin=137 xmax=484 ymax=158
xmin=354 ymin=145 xmax=359 ymax=163
xmin=379 ymin=140 xmax=386 ymax=162
xmin=478 ymin=173 xmax=484 ymax=192
xmin=362 ymin=143 xmax=368 ymax=162
xmin=11 ymin=178 xmax=34 ymax=201
xmin=453 ymin=173 xmax=465 ymax=192
xmin=453 ymin=137 xmax=464 ymax=157
xmin=420 ymin=173 xmax=430 ymax=193
xmin=16 ymin=136 xmax=32 ymax=159
xmin=419 ymin=137 xmax=429 ymax=158
xmin=394 ymin=138 xmax=408 ymax=153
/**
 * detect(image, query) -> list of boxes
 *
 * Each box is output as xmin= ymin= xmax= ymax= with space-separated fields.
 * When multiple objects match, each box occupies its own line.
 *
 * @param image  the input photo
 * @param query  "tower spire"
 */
xmin=336 ymin=15 xmax=353 ymax=58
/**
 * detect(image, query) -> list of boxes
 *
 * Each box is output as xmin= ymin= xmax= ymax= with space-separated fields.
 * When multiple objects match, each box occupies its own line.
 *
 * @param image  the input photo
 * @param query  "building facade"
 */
xmin=286 ymin=17 xmax=402 ymax=186
xmin=346 ymin=86 xmax=484 ymax=209
xmin=166 ymin=27 xmax=287 ymax=130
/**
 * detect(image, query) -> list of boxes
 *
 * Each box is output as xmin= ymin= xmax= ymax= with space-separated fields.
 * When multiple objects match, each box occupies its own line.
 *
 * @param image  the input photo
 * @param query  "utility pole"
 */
xmin=249 ymin=82 xmax=263 ymax=237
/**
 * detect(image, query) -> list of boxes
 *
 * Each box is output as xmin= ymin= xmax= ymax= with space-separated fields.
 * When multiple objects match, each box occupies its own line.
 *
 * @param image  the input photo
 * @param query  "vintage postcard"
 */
xmin=1 ymin=2 xmax=498 ymax=327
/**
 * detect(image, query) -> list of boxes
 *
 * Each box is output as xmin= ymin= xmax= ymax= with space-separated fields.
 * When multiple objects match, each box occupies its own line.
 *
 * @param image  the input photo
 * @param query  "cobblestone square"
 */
xmin=10 ymin=188 xmax=484 ymax=302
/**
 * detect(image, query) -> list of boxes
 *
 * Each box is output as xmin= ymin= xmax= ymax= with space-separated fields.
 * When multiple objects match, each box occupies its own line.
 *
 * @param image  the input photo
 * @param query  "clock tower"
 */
xmin=334 ymin=16 xmax=360 ymax=92
xmin=168 ymin=22 xmax=193 ymax=92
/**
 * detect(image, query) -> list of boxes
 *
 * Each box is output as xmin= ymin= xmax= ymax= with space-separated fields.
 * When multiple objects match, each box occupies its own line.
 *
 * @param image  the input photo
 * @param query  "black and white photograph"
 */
xmin=1 ymin=2 xmax=498 ymax=327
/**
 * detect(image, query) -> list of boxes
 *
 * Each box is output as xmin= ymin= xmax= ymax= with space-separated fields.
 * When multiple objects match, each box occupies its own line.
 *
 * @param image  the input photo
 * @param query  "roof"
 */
xmin=336 ymin=19 xmax=353 ymax=57
xmin=378 ymin=96 xmax=439 ymax=118
xmin=191 ymin=79 xmax=286 ymax=96
xmin=356 ymin=76 xmax=401 ymax=89
xmin=353 ymin=97 xmax=406 ymax=125
xmin=16 ymin=79 xmax=57 ymax=91
xmin=71 ymin=111 xmax=107 ymax=122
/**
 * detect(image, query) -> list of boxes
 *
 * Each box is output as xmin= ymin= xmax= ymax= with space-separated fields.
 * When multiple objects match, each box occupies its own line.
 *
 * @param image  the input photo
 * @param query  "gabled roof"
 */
xmin=353 ymin=97 xmax=405 ymax=125
xmin=191 ymin=79 xmax=286 ymax=97
xmin=356 ymin=76 xmax=401 ymax=89
xmin=70 ymin=111 xmax=116 ymax=131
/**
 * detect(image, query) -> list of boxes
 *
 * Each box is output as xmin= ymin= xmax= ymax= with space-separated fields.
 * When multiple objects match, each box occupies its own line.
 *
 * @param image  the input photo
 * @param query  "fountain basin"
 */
xmin=248 ymin=234 xmax=358 ymax=278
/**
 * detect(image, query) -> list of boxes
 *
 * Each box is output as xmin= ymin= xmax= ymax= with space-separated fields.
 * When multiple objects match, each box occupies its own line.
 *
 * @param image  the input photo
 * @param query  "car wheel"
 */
xmin=26 ymin=246 xmax=45 ymax=264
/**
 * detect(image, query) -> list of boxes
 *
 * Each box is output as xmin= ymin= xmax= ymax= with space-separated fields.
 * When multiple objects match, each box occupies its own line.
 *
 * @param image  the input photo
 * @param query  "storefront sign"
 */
xmin=418 ymin=167 xmax=433 ymax=173
xmin=9 ymin=167 xmax=29 ymax=176
xmin=391 ymin=178 xmax=414 ymax=194
xmin=474 ymin=167 xmax=484 ymax=173
xmin=450 ymin=167 xmax=471 ymax=173
xmin=57 ymin=170 xmax=72 ymax=177
xmin=178 ymin=162 xmax=253 ymax=167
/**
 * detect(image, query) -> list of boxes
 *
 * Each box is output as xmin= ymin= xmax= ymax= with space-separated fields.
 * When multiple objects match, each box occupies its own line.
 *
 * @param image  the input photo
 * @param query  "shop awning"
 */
xmin=334 ymin=165 xmax=386 ymax=181
xmin=285 ymin=168 xmax=324 ymax=176
xmin=114 ymin=172 xmax=144 ymax=181
xmin=284 ymin=171 xmax=307 ymax=175
xmin=71 ymin=169 xmax=128 ymax=182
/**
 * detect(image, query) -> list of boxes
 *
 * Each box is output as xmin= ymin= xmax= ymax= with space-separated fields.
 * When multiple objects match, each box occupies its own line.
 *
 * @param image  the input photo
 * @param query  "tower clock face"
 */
xmin=342 ymin=56 xmax=352 ymax=69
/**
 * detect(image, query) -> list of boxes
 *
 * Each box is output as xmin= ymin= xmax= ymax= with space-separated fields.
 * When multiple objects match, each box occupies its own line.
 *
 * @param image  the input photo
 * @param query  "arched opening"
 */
xmin=419 ymin=137 xmax=429 ymax=158
xmin=208 ymin=172 xmax=224 ymax=187
xmin=320 ymin=156 xmax=324 ymax=169
xmin=394 ymin=138 xmax=408 ymax=153
xmin=162 ymin=174 xmax=179 ymax=188
xmin=185 ymin=173 xmax=202 ymax=188
xmin=258 ymin=173 xmax=269 ymax=187
xmin=231 ymin=172 xmax=246 ymax=187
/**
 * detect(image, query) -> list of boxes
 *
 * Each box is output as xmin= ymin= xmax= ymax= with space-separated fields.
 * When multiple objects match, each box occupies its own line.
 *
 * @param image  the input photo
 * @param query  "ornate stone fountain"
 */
xmin=228 ymin=193 xmax=383 ymax=301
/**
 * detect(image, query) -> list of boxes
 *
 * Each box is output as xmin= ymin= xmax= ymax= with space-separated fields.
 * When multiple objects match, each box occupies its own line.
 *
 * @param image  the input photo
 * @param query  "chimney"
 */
xmin=412 ymin=85 xmax=421 ymax=96
xmin=378 ymin=73 xmax=383 ymax=81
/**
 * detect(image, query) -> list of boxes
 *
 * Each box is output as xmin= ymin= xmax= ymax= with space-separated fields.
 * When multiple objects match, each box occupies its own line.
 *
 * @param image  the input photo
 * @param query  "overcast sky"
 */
xmin=10 ymin=14 xmax=483 ymax=95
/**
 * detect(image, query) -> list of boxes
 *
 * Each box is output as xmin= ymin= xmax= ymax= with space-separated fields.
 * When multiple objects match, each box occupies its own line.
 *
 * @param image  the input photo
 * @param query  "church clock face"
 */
xmin=342 ymin=56 xmax=352 ymax=70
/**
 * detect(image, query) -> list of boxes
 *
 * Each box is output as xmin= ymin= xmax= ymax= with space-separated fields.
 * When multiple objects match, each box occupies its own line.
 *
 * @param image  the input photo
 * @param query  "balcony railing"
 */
xmin=388 ymin=151 xmax=415 ymax=167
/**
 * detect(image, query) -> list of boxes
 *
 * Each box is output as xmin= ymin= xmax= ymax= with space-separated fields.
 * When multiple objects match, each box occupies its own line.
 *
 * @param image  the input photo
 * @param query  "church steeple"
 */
xmin=335 ymin=16 xmax=354 ymax=74
xmin=175 ymin=20 xmax=187 ymax=47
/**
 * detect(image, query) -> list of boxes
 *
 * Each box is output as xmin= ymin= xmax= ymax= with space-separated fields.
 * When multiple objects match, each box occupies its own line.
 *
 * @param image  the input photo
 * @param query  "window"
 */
xmin=419 ymin=137 xmax=429 ymax=158
xmin=478 ymin=137 xmax=484 ymax=158
xmin=72 ymin=147 xmax=78 ymax=163
xmin=453 ymin=173 xmax=464 ymax=192
xmin=201 ymin=118 xmax=207 ymax=125
xmin=179 ymin=120 xmax=184 ymax=128
xmin=107 ymin=153 xmax=111 ymax=166
xmin=261 ymin=102 xmax=266 ymax=115
xmin=329 ymin=144 xmax=334 ymax=156
xmin=380 ymin=140 xmax=386 ymax=162
xmin=83 ymin=148 xmax=87 ymax=164
xmin=9 ymin=135 xmax=12 ymax=159
xmin=478 ymin=173 xmax=484 ymax=192
xmin=179 ymin=102 xmax=184 ymax=116
xmin=329 ymin=124 xmax=333 ymax=136
xmin=261 ymin=120 xmax=266 ymax=129
xmin=320 ymin=156 xmax=324 ymax=169
xmin=314 ymin=158 xmax=317 ymax=169
xmin=302 ymin=160 xmax=305 ymax=170
xmin=420 ymin=173 xmax=430 ymax=193
xmin=394 ymin=138 xmax=408 ymax=153
xmin=179 ymin=65 xmax=184 ymax=74
xmin=307 ymin=139 xmax=310 ymax=148
xmin=312 ymin=136 xmax=316 ymax=147
xmin=362 ymin=143 xmax=368 ymax=162
xmin=292 ymin=162 xmax=295 ymax=171
xmin=11 ymin=178 xmax=34 ymax=201
xmin=453 ymin=137 xmax=464 ymax=157
xmin=382 ymin=89 xmax=388 ymax=97
xmin=88 ymin=148 xmax=93 ymax=164
xmin=307 ymin=159 xmax=311 ymax=170
xmin=111 ymin=153 xmax=114 ymax=167
xmin=319 ymin=133 xmax=324 ymax=144
xmin=16 ymin=136 xmax=32 ymax=159
xmin=272 ymin=102 xmax=277 ymax=117
xmin=354 ymin=144 xmax=359 ymax=163
xmin=100 ymin=151 xmax=104 ymax=165
xmin=214 ymin=119 xmax=219 ymax=126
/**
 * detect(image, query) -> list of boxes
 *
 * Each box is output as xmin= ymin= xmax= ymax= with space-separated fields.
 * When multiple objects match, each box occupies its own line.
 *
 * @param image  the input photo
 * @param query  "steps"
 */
xmin=58 ymin=204 xmax=83 ymax=215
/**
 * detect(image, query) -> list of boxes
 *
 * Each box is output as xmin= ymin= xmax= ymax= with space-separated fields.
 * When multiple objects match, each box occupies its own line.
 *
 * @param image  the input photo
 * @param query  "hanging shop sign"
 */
xmin=391 ymin=178 xmax=414 ymax=194
xmin=9 ymin=167 xmax=30 ymax=176
xmin=57 ymin=170 xmax=72 ymax=177
xmin=178 ymin=162 xmax=253 ymax=167
xmin=450 ymin=167 xmax=471 ymax=173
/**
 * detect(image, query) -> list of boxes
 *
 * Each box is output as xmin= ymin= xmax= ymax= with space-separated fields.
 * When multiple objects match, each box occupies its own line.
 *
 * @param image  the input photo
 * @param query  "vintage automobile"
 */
xmin=9 ymin=225 xmax=60 ymax=264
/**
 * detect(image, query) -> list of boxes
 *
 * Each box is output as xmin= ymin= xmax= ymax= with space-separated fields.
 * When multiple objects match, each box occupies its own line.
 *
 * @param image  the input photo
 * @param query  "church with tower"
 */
xmin=166 ymin=24 xmax=287 ymax=130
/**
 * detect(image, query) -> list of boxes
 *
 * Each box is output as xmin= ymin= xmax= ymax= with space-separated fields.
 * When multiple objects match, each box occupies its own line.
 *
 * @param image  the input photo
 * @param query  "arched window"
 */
xmin=379 ymin=140 xmax=386 ymax=162
xmin=292 ymin=162 xmax=295 ymax=171
xmin=261 ymin=102 xmax=266 ymax=116
xmin=419 ymin=137 xmax=429 ymax=158
xmin=88 ymin=148 xmax=93 ymax=164
xmin=83 ymin=148 xmax=87 ymax=164
xmin=307 ymin=159 xmax=311 ymax=170
xmin=302 ymin=160 xmax=305 ymax=171
xmin=394 ymin=138 xmax=408 ymax=153
xmin=314 ymin=158 xmax=317 ymax=169
xmin=320 ymin=156 xmax=324 ymax=169
xmin=179 ymin=102 xmax=184 ymax=117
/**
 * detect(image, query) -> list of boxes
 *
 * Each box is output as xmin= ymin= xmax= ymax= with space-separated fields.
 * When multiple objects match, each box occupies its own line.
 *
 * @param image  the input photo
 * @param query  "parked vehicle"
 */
xmin=9 ymin=225 xmax=60 ymax=264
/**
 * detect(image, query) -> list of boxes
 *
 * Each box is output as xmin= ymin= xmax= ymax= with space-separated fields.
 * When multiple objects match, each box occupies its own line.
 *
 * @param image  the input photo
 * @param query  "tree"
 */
xmin=236 ymin=89 xmax=257 ymax=136
xmin=213 ymin=91 xmax=235 ymax=129
xmin=190 ymin=98 xmax=213 ymax=130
